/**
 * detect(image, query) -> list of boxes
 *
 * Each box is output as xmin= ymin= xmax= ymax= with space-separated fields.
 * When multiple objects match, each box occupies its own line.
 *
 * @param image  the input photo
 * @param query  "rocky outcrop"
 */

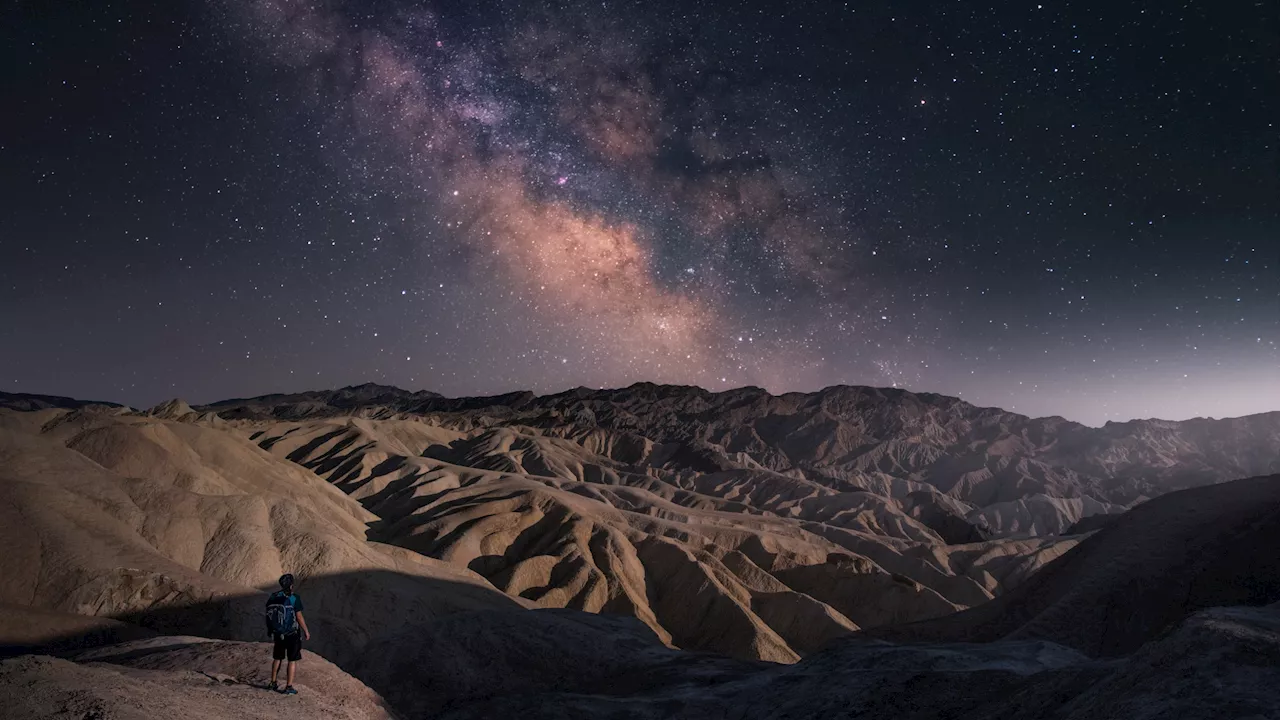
xmin=2 ymin=637 xmax=397 ymax=720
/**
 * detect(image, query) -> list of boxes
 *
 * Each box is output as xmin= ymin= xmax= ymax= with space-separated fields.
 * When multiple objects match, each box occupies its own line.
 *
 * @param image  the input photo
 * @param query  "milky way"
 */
xmin=2 ymin=0 xmax=1277 ymax=424
xmin=226 ymin=0 xmax=884 ymax=392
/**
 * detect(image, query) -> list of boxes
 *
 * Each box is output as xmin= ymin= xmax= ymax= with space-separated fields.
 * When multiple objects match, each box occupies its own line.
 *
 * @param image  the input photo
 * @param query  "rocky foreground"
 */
xmin=1 ymin=383 xmax=1278 ymax=718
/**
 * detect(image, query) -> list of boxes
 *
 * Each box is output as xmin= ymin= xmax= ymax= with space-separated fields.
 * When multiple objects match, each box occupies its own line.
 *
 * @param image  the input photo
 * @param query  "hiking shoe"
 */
xmin=268 ymin=681 xmax=279 ymax=692
xmin=283 ymin=686 xmax=298 ymax=695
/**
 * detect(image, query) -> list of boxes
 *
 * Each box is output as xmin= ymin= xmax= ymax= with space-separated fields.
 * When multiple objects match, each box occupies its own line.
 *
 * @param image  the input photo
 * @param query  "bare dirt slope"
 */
xmin=248 ymin=415 xmax=1083 ymax=661
xmin=5 ymin=379 xmax=1275 ymax=665
xmin=430 ymin=601 xmax=1280 ymax=720
xmin=1 ymin=637 xmax=397 ymax=720
xmin=0 ymin=409 xmax=520 ymax=668
xmin=1 ymin=386 xmax=1279 ymax=719
xmin=879 ymin=473 xmax=1280 ymax=655
xmin=206 ymin=382 xmax=1280 ymax=514
xmin=6 ymin=587 xmax=1278 ymax=719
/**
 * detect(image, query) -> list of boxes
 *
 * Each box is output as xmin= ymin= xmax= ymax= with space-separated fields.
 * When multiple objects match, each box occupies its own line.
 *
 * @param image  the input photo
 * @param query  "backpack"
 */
xmin=266 ymin=592 xmax=298 ymax=635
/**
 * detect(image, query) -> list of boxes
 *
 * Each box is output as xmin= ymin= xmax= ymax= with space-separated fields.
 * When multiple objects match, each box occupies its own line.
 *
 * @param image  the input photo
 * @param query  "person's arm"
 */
xmin=296 ymin=611 xmax=311 ymax=641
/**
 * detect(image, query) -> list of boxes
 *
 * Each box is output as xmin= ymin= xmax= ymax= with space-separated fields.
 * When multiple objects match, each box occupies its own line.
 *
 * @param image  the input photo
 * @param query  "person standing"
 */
xmin=265 ymin=573 xmax=311 ymax=694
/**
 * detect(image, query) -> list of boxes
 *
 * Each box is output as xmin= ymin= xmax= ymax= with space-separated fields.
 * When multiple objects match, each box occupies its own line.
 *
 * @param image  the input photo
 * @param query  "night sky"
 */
xmin=3 ymin=0 xmax=1277 ymax=425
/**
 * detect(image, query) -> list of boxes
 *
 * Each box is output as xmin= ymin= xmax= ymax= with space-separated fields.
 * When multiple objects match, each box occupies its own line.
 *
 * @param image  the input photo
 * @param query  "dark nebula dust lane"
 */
xmin=1 ymin=0 xmax=1277 ymax=424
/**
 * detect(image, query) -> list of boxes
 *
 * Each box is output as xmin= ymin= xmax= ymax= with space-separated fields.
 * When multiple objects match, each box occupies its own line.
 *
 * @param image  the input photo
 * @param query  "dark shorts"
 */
xmin=272 ymin=633 xmax=302 ymax=662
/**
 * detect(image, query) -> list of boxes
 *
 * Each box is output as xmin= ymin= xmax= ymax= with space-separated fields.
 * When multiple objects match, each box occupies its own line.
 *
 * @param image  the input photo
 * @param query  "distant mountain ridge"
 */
xmin=196 ymin=381 xmax=1280 ymax=510
xmin=0 ymin=391 xmax=124 ymax=412
xmin=7 ymin=381 xmax=1277 ymax=520
xmin=202 ymin=383 xmax=444 ymax=418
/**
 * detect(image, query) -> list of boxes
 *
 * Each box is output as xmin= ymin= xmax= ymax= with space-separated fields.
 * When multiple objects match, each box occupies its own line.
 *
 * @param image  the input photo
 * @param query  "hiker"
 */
xmin=265 ymin=573 xmax=311 ymax=695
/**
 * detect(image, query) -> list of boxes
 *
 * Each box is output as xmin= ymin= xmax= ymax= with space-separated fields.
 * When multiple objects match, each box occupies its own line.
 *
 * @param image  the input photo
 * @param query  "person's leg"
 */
xmin=270 ymin=635 xmax=285 ymax=689
xmin=283 ymin=634 xmax=301 ymax=692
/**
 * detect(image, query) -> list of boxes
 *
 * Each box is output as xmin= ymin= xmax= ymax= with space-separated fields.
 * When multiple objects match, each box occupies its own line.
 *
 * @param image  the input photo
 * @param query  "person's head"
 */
xmin=279 ymin=573 xmax=295 ymax=593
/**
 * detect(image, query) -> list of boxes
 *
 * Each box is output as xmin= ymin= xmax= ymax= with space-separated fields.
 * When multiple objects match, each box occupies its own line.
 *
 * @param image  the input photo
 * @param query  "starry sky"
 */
xmin=2 ymin=0 xmax=1277 ymax=425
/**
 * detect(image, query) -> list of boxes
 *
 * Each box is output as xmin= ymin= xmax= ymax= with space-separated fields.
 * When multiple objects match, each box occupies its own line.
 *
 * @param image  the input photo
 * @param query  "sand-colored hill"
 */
xmin=369 ymin=472 xmax=1280 ymax=718
xmin=878 ymin=473 xmax=1280 ymax=656
xmin=966 ymin=493 xmax=1129 ymax=536
xmin=0 ymin=398 xmax=1078 ymax=665
xmin=325 ymin=575 xmax=1278 ymax=720
xmin=246 ymin=416 xmax=1089 ymax=660
xmin=8 ymin=378 xmax=1268 ymax=667
xmin=207 ymin=382 xmax=1280 ymax=533
xmin=1 ymin=386 xmax=1278 ymax=719
xmin=0 ymin=408 xmax=521 ymax=669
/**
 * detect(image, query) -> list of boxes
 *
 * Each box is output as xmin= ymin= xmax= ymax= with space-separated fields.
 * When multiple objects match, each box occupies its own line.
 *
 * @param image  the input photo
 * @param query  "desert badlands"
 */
xmin=2 ymin=383 xmax=1279 ymax=718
